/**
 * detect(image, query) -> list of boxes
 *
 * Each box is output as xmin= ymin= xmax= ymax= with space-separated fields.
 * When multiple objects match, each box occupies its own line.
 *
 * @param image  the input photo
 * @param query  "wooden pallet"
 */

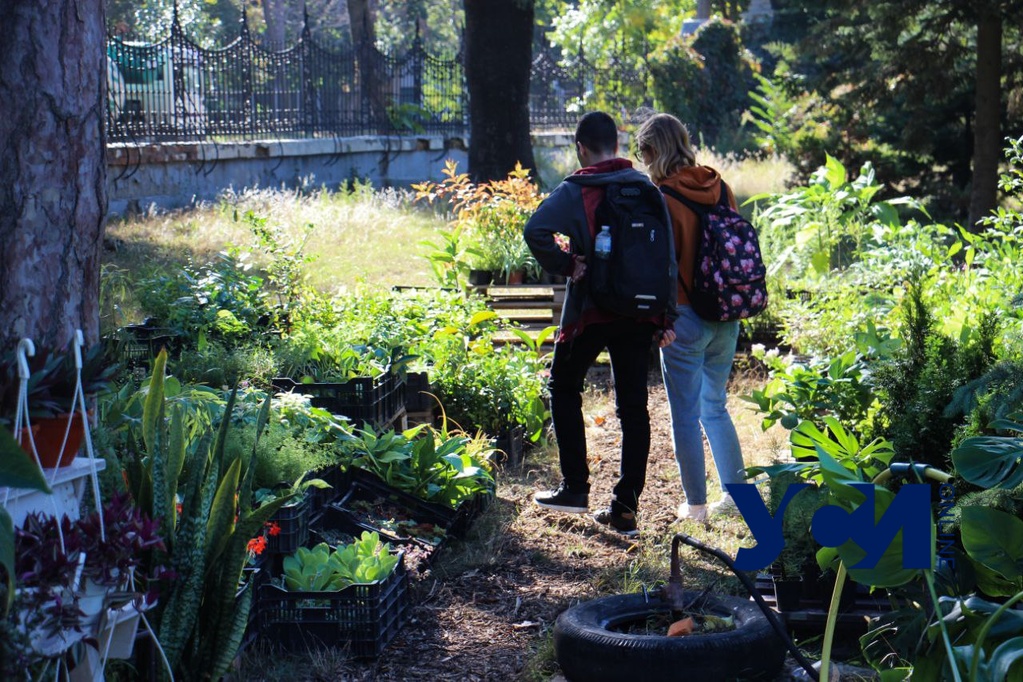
xmin=473 ymin=284 xmax=565 ymax=348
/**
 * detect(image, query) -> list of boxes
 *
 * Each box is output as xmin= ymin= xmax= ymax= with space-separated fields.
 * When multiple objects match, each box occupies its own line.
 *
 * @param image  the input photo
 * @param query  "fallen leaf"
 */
xmin=667 ymin=617 xmax=695 ymax=637
xmin=593 ymin=415 xmax=605 ymax=426
xmin=512 ymin=620 xmax=540 ymax=630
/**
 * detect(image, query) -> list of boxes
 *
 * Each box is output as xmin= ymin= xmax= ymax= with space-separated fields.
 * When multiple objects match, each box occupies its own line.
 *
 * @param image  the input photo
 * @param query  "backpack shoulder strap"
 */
xmin=660 ymin=182 xmax=731 ymax=213
xmin=659 ymin=184 xmax=705 ymax=214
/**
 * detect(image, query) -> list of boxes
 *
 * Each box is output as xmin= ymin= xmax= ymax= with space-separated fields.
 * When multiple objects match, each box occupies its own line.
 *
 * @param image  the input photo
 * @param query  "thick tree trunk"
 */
xmin=348 ymin=0 xmax=390 ymax=130
xmin=968 ymin=11 xmax=1002 ymax=231
xmin=262 ymin=0 xmax=288 ymax=48
xmin=464 ymin=0 xmax=536 ymax=182
xmin=0 ymin=0 xmax=107 ymax=352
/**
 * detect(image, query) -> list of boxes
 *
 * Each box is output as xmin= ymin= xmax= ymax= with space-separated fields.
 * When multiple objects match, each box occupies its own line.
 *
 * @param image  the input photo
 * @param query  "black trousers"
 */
xmin=548 ymin=319 xmax=657 ymax=514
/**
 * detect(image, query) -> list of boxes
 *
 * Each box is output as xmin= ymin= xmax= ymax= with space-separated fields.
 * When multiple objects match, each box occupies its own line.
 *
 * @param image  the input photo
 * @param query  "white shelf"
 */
xmin=1 ymin=457 xmax=107 ymax=527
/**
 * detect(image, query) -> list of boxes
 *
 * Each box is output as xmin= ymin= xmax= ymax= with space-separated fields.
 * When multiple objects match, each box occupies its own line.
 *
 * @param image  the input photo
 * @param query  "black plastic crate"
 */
xmin=264 ymin=495 xmax=311 ymax=555
xmin=271 ymin=369 xmax=404 ymax=429
xmin=258 ymin=552 xmax=409 ymax=658
xmin=404 ymin=371 xmax=432 ymax=413
xmin=307 ymin=464 xmax=347 ymax=512
xmin=315 ymin=501 xmax=446 ymax=551
xmin=344 ymin=467 xmax=477 ymax=539
xmin=104 ymin=324 xmax=182 ymax=369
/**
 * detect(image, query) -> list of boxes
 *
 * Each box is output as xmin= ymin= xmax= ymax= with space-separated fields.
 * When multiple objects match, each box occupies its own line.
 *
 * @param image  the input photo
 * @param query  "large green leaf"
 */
xmin=961 ymin=507 xmax=1023 ymax=582
xmin=952 ymin=435 xmax=1023 ymax=489
xmin=827 ymin=483 xmax=928 ymax=588
xmin=205 ymin=457 xmax=242 ymax=571
xmin=166 ymin=406 xmax=186 ymax=536
xmin=209 ymin=585 xmax=253 ymax=680
xmin=0 ymin=425 xmax=51 ymax=493
xmin=985 ymin=636 xmax=1023 ymax=681
xmin=142 ymin=349 xmax=168 ymax=454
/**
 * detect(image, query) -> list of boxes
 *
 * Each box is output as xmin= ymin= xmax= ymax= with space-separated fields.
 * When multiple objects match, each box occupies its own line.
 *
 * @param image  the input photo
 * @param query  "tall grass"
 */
xmin=103 ymin=182 xmax=445 ymax=323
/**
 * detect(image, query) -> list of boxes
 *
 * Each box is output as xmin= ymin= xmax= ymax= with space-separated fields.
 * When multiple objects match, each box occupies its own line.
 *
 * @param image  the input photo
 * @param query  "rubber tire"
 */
xmin=554 ymin=590 xmax=787 ymax=682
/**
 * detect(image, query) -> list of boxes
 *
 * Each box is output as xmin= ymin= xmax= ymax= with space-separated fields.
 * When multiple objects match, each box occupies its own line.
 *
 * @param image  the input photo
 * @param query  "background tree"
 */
xmin=0 ymin=0 xmax=107 ymax=351
xmin=767 ymin=0 xmax=1023 ymax=227
xmin=464 ymin=0 xmax=536 ymax=181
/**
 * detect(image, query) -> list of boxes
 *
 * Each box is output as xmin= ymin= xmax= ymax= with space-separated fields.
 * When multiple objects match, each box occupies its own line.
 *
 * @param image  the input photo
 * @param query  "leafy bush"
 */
xmin=175 ymin=341 xmax=277 ymax=388
xmin=230 ymin=421 xmax=337 ymax=491
xmin=648 ymin=17 xmax=757 ymax=153
xmin=741 ymin=345 xmax=879 ymax=434
xmin=872 ymin=284 xmax=997 ymax=468
xmin=343 ymin=424 xmax=495 ymax=510
xmin=413 ymin=160 xmax=543 ymax=280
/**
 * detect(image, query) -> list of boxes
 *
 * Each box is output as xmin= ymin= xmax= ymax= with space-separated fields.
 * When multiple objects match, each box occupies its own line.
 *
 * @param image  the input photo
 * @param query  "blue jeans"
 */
xmin=660 ymin=305 xmax=744 ymax=506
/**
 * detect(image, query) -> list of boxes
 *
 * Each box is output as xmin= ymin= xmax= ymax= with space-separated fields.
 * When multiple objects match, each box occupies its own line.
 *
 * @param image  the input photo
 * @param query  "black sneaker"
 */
xmin=593 ymin=508 xmax=639 ymax=537
xmin=534 ymin=483 xmax=589 ymax=513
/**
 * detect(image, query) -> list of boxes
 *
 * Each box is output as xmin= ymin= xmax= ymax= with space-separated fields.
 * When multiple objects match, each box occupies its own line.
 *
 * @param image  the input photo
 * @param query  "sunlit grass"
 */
xmin=103 ymin=183 xmax=444 ymax=300
xmin=699 ymin=149 xmax=796 ymax=202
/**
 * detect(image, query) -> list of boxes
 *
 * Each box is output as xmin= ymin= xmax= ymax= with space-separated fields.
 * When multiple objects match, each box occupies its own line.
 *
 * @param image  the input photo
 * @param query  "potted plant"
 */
xmin=771 ymin=473 xmax=817 ymax=612
xmin=0 ymin=343 xmax=117 ymax=467
xmin=259 ymin=532 xmax=409 ymax=656
xmin=62 ymin=491 xmax=166 ymax=619
xmin=11 ymin=512 xmax=88 ymax=658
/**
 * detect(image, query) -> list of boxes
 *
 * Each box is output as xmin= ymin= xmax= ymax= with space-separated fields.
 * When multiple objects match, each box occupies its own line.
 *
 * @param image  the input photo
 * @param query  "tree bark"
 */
xmin=348 ymin=0 xmax=390 ymax=130
xmin=464 ymin=0 xmax=536 ymax=182
xmin=262 ymin=0 xmax=288 ymax=48
xmin=0 ymin=0 xmax=107 ymax=352
xmin=968 ymin=9 xmax=1002 ymax=231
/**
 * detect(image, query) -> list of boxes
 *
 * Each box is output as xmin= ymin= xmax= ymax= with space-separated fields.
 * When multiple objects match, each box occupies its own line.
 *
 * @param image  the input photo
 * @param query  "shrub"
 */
xmin=648 ymin=17 xmax=758 ymax=153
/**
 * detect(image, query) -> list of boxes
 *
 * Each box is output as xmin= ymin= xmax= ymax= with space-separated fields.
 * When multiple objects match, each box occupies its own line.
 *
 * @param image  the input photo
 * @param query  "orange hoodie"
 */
xmin=658 ymin=165 xmax=737 ymax=306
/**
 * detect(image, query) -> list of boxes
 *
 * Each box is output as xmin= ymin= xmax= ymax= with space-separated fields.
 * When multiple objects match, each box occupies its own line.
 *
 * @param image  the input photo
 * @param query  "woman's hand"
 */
xmin=657 ymin=329 xmax=676 ymax=348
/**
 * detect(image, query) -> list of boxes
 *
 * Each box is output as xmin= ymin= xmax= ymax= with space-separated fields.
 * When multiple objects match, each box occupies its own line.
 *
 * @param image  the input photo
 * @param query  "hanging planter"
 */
xmin=21 ymin=411 xmax=89 ymax=468
xmin=97 ymin=599 xmax=148 ymax=660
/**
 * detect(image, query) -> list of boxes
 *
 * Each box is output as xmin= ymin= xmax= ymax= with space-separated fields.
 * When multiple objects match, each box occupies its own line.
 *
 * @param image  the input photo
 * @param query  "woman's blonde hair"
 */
xmin=634 ymin=113 xmax=696 ymax=183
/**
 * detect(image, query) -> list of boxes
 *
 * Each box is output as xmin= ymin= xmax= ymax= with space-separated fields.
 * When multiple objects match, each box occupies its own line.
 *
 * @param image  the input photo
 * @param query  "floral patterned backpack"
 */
xmin=661 ymin=182 xmax=768 ymax=322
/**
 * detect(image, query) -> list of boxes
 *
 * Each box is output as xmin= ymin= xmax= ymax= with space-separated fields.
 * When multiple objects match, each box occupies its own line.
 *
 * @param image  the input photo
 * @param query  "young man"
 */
xmin=523 ymin=111 xmax=677 ymax=537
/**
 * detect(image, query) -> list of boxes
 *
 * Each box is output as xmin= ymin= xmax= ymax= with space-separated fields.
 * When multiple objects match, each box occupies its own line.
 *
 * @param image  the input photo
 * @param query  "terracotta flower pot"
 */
xmin=21 ymin=412 xmax=88 ymax=468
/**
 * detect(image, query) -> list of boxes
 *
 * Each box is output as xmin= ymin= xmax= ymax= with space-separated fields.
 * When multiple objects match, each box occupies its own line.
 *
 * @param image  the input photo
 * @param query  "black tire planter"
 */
xmin=554 ymin=591 xmax=787 ymax=682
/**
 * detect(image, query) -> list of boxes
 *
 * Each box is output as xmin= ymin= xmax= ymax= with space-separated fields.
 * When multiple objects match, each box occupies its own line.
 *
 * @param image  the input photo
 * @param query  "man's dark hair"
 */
xmin=575 ymin=112 xmax=618 ymax=156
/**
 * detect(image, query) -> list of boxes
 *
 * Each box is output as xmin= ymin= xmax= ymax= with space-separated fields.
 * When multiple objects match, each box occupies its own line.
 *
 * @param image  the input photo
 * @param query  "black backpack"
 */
xmin=586 ymin=181 xmax=674 ymax=317
xmin=661 ymin=183 xmax=768 ymax=322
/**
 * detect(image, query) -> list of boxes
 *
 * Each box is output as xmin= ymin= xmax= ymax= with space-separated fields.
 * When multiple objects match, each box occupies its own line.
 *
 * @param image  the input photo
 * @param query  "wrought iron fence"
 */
xmin=105 ymin=18 xmax=644 ymax=144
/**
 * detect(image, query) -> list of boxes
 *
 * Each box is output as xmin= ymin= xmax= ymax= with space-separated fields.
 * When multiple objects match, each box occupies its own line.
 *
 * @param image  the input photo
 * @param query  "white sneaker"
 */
xmin=710 ymin=494 xmax=739 ymax=517
xmin=677 ymin=502 xmax=708 ymax=522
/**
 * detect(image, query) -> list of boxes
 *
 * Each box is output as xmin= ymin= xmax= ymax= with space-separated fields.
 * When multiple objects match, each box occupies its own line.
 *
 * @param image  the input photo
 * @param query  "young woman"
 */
xmin=634 ymin=112 xmax=745 ymax=522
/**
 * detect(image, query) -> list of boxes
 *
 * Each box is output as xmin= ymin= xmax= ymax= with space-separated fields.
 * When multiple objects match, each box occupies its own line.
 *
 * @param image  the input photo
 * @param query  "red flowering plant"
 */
xmin=245 ymin=521 xmax=281 ymax=566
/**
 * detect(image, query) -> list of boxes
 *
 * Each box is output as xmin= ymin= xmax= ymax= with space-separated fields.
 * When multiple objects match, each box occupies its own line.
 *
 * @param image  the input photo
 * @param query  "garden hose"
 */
xmin=669 ymin=533 xmax=821 ymax=681
xmin=871 ymin=462 xmax=952 ymax=486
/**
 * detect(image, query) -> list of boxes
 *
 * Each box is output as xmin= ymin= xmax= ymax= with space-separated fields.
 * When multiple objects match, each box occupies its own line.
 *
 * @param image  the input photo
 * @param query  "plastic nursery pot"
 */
xmin=772 ymin=576 xmax=803 ymax=613
xmin=20 ymin=412 xmax=89 ymax=468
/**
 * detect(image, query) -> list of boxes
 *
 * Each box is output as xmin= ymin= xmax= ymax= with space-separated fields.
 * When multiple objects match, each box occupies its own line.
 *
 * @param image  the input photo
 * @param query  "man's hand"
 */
xmin=657 ymin=329 xmax=676 ymax=348
xmin=570 ymin=255 xmax=587 ymax=283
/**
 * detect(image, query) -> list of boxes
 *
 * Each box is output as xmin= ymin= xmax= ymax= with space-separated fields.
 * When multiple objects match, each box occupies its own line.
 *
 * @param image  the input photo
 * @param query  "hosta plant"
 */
xmin=283 ymin=533 xmax=399 ymax=591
